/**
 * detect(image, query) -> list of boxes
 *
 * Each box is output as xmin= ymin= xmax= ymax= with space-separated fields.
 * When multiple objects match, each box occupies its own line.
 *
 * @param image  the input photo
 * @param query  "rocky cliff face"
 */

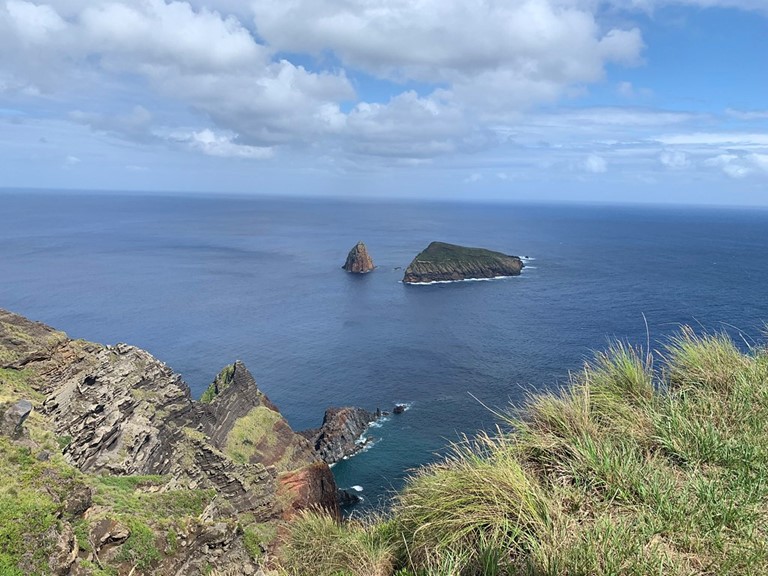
xmin=0 ymin=308 xmax=338 ymax=575
xmin=301 ymin=407 xmax=379 ymax=465
xmin=403 ymin=241 xmax=524 ymax=284
xmin=342 ymin=241 xmax=375 ymax=273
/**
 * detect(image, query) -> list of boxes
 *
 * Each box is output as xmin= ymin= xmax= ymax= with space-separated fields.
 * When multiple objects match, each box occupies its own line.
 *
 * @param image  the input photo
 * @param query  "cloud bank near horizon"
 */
xmin=1 ymin=0 xmax=766 ymax=202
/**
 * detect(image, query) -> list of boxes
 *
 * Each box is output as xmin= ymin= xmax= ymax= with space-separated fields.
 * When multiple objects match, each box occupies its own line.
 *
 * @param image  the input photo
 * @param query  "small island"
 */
xmin=403 ymin=241 xmax=524 ymax=284
xmin=342 ymin=241 xmax=375 ymax=273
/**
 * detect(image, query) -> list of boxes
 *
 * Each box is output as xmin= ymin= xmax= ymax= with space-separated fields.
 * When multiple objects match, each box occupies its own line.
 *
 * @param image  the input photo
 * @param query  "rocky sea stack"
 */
xmin=342 ymin=241 xmax=375 ymax=273
xmin=403 ymin=241 xmax=524 ymax=284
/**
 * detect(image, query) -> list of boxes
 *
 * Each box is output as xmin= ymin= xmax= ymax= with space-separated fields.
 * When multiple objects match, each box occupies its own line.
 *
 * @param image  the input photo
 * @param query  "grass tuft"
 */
xmin=282 ymin=510 xmax=394 ymax=576
xmin=275 ymin=326 xmax=768 ymax=575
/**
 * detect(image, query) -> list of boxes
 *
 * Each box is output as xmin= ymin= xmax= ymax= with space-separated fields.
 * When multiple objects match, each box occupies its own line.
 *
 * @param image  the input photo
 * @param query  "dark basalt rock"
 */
xmin=403 ymin=241 xmax=524 ymax=284
xmin=342 ymin=241 xmax=375 ymax=273
xmin=393 ymin=404 xmax=407 ymax=415
xmin=301 ymin=406 xmax=379 ymax=465
xmin=337 ymin=488 xmax=363 ymax=507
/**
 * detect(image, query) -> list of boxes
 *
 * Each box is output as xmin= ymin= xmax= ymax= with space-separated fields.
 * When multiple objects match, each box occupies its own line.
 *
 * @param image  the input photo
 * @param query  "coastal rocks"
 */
xmin=301 ymin=406 xmax=379 ymax=465
xmin=0 ymin=310 xmax=338 ymax=521
xmin=0 ymin=398 xmax=32 ymax=438
xmin=393 ymin=404 xmax=407 ymax=414
xmin=403 ymin=241 xmax=524 ymax=284
xmin=342 ymin=241 xmax=375 ymax=273
xmin=337 ymin=488 xmax=363 ymax=507
xmin=276 ymin=461 xmax=340 ymax=520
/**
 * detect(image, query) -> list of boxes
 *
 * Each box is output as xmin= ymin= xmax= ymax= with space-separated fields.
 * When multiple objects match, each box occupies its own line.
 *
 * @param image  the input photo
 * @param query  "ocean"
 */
xmin=2 ymin=190 xmax=768 ymax=512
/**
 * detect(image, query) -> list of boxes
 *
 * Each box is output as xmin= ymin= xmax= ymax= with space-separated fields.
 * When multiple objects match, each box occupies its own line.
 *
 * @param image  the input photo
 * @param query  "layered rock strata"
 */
xmin=0 ymin=308 xmax=338 ymax=575
xmin=403 ymin=241 xmax=524 ymax=284
xmin=342 ymin=241 xmax=375 ymax=273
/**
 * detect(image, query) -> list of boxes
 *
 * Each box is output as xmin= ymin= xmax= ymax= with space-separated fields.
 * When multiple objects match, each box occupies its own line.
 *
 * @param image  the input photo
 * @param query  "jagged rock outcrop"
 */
xmin=301 ymin=406 xmax=379 ymax=465
xmin=198 ymin=361 xmax=339 ymax=515
xmin=342 ymin=241 xmax=375 ymax=273
xmin=0 ymin=398 xmax=32 ymax=438
xmin=403 ymin=241 xmax=524 ymax=284
xmin=0 ymin=308 xmax=338 ymax=575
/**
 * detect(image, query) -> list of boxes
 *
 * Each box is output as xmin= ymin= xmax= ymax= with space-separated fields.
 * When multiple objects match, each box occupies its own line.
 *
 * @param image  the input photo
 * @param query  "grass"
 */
xmin=281 ymin=511 xmax=394 ymax=576
xmin=200 ymin=363 xmax=236 ymax=403
xmin=0 ymin=437 xmax=84 ymax=574
xmin=413 ymin=242 xmax=514 ymax=265
xmin=280 ymin=328 xmax=768 ymax=575
xmin=91 ymin=474 xmax=215 ymax=521
xmin=0 ymin=367 xmax=43 ymax=404
xmin=225 ymin=405 xmax=284 ymax=465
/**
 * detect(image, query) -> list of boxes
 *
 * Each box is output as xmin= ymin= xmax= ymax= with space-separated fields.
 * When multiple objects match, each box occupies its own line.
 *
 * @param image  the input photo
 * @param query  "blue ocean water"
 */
xmin=2 ymin=191 xmax=768 ymax=511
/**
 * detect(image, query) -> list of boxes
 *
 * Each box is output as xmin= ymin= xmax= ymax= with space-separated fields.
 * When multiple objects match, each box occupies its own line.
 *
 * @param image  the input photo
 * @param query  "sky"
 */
xmin=1 ymin=0 xmax=767 ymax=204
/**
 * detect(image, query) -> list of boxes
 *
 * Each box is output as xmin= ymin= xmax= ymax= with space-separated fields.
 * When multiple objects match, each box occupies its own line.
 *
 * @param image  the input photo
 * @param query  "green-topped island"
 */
xmin=402 ymin=241 xmax=524 ymax=284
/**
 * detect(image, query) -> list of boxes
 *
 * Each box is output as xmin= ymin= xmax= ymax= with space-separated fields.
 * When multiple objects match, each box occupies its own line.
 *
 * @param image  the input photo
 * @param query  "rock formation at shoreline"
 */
xmin=342 ymin=241 xmax=375 ymax=273
xmin=301 ymin=406 xmax=380 ymax=465
xmin=0 ymin=308 xmax=338 ymax=575
xmin=403 ymin=241 xmax=524 ymax=284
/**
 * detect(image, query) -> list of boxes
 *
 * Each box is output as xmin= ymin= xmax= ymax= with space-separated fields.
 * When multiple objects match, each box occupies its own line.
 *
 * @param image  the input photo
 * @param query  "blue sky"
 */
xmin=1 ymin=0 xmax=767 ymax=204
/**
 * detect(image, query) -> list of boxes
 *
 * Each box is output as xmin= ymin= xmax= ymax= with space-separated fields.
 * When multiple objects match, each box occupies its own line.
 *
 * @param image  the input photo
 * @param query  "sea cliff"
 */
xmin=0 ymin=308 xmax=336 ymax=575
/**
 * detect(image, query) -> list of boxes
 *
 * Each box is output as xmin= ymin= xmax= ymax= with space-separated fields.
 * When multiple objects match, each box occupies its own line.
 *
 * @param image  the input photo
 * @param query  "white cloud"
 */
xmin=659 ymin=149 xmax=690 ymax=169
xmin=0 ymin=0 xmax=764 ymax=176
xmin=726 ymin=109 xmax=768 ymax=120
xmin=658 ymin=133 xmax=768 ymax=147
xmin=583 ymin=154 xmax=608 ymax=173
xmin=5 ymin=0 xmax=66 ymax=43
xmin=174 ymin=129 xmax=274 ymax=159
xmin=704 ymin=153 xmax=768 ymax=179
xmin=78 ymin=0 xmax=266 ymax=73
xmin=250 ymin=0 xmax=643 ymax=112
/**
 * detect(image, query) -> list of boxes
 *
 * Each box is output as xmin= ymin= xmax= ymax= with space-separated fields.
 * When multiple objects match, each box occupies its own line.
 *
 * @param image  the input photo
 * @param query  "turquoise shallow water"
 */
xmin=3 ymin=191 xmax=768 ymax=511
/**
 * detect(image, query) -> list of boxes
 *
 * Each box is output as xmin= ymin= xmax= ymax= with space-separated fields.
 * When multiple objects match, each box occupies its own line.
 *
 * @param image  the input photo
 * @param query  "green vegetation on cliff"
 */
xmin=200 ymin=363 xmax=236 ymax=403
xmin=412 ymin=242 xmax=515 ymax=266
xmin=282 ymin=328 xmax=768 ymax=575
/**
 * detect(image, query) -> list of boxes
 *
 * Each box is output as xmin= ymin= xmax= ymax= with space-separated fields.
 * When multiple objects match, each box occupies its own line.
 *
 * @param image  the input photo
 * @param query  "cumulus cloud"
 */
xmin=704 ymin=153 xmax=768 ymax=178
xmin=0 ymin=0 xmax=353 ymax=148
xmin=0 ymin=0 xmax=764 ymax=170
xmin=173 ymin=129 xmax=274 ymax=159
xmin=251 ymin=0 xmax=643 ymax=112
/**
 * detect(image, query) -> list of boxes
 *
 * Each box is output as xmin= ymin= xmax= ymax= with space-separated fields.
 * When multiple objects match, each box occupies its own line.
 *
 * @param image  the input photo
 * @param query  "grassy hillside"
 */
xmin=412 ymin=242 xmax=516 ymax=265
xmin=279 ymin=327 xmax=768 ymax=575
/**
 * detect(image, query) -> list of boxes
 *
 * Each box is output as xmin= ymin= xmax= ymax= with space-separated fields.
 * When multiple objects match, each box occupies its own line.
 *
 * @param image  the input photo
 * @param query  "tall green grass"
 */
xmin=280 ymin=328 xmax=768 ymax=575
